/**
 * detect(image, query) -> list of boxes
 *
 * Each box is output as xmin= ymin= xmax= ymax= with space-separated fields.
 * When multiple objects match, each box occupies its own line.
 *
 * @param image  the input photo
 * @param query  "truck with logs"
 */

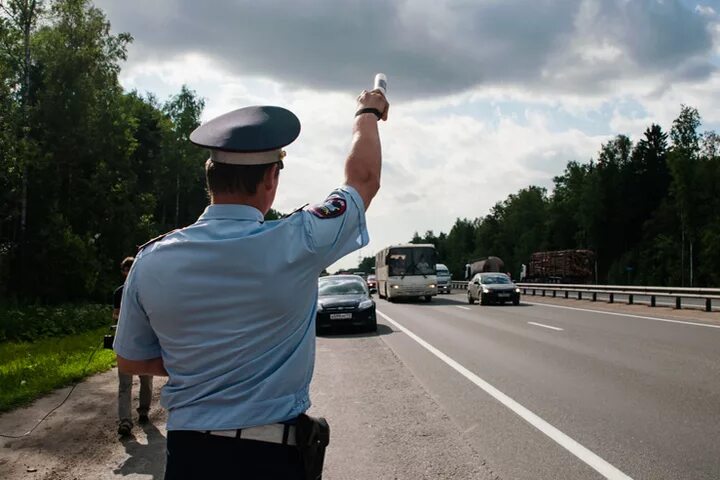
xmin=521 ymin=249 xmax=595 ymax=284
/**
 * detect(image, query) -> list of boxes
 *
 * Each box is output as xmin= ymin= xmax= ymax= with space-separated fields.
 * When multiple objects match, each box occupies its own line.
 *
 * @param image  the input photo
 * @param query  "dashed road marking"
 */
xmin=377 ymin=309 xmax=633 ymax=480
xmin=527 ymin=321 xmax=564 ymax=331
xmin=454 ymin=306 xmax=471 ymax=311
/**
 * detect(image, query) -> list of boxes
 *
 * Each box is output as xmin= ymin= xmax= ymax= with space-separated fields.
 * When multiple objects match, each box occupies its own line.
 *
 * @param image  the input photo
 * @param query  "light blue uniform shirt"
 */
xmin=114 ymin=185 xmax=368 ymax=431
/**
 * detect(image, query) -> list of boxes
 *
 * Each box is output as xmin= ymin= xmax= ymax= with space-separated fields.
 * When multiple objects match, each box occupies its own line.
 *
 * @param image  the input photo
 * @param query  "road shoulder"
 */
xmin=312 ymin=328 xmax=497 ymax=480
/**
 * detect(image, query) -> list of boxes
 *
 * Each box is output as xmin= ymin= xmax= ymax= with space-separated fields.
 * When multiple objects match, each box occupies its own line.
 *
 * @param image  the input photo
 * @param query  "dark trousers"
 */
xmin=164 ymin=430 xmax=305 ymax=480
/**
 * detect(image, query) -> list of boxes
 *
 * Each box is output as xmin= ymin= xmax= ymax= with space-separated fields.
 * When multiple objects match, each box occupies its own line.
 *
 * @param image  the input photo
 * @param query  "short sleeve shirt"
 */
xmin=114 ymin=185 xmax=369 ymax=430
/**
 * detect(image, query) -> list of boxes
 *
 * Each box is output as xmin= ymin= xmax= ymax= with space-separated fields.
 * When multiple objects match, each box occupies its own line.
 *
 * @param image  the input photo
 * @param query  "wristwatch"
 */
xmin=355 ymin=108 xmax=383 ymax=120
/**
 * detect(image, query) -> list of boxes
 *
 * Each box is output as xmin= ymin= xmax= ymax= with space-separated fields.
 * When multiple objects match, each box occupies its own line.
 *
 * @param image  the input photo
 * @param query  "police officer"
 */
xmin=113 ymin=88 xmax=388 ymax=479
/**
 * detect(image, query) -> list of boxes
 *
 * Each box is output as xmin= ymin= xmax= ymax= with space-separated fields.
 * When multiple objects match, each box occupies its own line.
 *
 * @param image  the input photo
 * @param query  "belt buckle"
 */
xmin=208 ymin=430 xmax=237 ymax=438
xmin=242 ymin=423 xmax=295 ymax=446
xmin=207 ymin=423 xmax=296 ymax=445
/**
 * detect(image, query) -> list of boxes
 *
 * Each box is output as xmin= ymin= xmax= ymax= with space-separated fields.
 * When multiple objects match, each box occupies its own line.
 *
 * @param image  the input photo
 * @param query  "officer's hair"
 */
xmin=205 ymin=159 xmax=279 ymax=196
xmin=120 ymin=257 xmax=134 ymax=271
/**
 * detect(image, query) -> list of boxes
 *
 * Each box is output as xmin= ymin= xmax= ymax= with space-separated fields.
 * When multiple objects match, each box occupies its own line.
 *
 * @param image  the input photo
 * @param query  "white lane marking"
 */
xmin=525 ymin=301 xmax=720 ymax=329
xmin=377 ymin=309 xmax=633 ymax=480
xmin=527 ymin=321 xmax=564 ymax=331
xmin=455 ymin=306 xmax=471 ymax=311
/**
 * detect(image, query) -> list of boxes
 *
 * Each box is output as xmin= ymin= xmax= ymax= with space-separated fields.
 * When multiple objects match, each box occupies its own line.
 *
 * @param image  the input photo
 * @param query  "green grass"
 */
xmin=0 ymin=327 xmax=117 ymax=413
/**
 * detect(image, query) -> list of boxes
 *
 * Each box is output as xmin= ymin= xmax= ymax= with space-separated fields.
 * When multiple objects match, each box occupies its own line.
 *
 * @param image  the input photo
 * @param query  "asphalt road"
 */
xmin=375 ymin=293 xmax=720 ymax=480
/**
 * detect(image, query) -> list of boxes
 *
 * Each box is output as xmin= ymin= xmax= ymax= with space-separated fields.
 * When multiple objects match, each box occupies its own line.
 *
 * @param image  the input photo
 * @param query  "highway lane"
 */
xmin=374 ymin=293 xmax=720 ymax=479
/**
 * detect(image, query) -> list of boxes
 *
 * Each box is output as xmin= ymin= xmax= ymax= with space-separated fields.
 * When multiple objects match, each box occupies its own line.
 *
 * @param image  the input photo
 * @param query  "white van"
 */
xmin=436 ymin=264 xmax=451 ymax=294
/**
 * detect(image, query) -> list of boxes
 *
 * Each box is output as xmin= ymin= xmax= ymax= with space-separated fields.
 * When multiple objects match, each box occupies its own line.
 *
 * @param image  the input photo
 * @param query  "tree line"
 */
xmin=0 ymin=0 xmax=283 ymax=304
xmin=386 ymin=106 xmax=718 ymax=287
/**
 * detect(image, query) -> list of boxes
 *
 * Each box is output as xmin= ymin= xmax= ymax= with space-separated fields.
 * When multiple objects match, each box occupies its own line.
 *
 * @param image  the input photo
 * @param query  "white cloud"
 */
xmin=637 ymin=71 xmax=720 ymax=127
xmin=696 ymin=5 xmax=717 ymax=17
xmin=609 ymin=109 xmax=654 ymax=137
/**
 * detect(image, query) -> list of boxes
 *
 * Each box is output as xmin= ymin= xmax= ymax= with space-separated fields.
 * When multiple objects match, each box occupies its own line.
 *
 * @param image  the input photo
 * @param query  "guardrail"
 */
xmin=449 ymin=281 xmax=720 ymax=312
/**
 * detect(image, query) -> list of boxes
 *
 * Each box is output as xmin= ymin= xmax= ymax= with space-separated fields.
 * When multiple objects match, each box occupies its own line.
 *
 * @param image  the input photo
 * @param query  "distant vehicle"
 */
xmin=375 ymin=244 xmax=438 ymax=302
xmin=316 ymin=275 xmax=376 ymax=333
xmin=467 ymin=272 xmax=520 ymax=305
xmin=435 ymin=263 xmax=451 ymax=294
xmin=524 ymin=250 xmax=595 ymax=284
xmin=465 ymin=256 xmax=505 ymax=280
xmin=366 ymin=274 xmax=377 ymax=292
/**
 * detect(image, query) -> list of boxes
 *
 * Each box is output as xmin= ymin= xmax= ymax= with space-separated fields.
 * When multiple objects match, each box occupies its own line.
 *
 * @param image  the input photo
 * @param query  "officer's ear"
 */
xmin=262 ymin=162 xmax=281 ymax=191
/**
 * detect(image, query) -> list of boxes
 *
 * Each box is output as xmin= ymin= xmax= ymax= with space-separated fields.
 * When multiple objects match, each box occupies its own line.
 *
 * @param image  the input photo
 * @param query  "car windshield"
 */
xmin=388 ymin=248 xmax=437 ymax=276
xmin=481 ymin=274 xmax=512 ymax=284
xmin=318 ymin=278 xmax=367 ymax=296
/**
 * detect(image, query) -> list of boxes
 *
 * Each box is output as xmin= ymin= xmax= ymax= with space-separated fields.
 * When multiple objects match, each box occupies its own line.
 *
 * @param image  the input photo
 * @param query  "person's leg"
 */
xmin=117 ymin=370 xmax=133 ymax=434
xmin=137 ymin=375 xmax=153 ymax=419
xmin=164 ymin=431 xmax=304 ymax=480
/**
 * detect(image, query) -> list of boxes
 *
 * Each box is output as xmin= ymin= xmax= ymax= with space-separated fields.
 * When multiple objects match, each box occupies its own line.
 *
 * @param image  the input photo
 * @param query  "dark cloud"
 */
xmin=94 ymin=0 xmax=717 ymax=98
xmin=594 ymin=0 xmax=713 ymax=67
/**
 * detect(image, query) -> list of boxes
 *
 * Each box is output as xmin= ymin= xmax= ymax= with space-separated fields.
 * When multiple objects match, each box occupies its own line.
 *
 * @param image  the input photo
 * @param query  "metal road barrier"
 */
xmin=451 ymin=281 xmax=470 ymax=290
xmin=449 ymin=281 xmax=720 ymax=312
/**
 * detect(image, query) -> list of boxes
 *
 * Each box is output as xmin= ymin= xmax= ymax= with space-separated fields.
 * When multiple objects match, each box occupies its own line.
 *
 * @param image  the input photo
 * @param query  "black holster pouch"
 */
xmin=103 ymin=325 xmax=117 ymax=350
xmin=295 ymin=413 xmax=330 ymax=480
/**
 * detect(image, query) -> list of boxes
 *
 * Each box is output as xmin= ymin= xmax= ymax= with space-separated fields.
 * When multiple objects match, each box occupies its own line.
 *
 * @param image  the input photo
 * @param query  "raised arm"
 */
xmin=344 ymin=90 xmax=389 ymax=210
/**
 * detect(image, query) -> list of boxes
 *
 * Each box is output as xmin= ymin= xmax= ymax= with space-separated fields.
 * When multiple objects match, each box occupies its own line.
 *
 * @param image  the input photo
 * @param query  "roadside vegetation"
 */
xmin=0 ymin=304 xmax=115 ymax=412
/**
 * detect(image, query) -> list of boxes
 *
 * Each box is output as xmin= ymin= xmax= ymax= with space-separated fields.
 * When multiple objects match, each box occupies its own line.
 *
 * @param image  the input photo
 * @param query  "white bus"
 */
xmin=375 ymin=244 xmax=438 ymax=302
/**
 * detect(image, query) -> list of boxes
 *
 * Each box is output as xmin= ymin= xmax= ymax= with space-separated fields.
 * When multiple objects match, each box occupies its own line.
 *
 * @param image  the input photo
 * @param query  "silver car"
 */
xmin=467 ymin=273 xmax=520 ymax=305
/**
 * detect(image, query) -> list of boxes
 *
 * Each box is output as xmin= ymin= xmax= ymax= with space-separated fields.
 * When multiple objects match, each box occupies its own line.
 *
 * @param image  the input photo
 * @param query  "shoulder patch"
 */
xmin=309 ymin=195 xmax=347 ymax=219
xmin=137 ymin=229 xmax=179 ymax=251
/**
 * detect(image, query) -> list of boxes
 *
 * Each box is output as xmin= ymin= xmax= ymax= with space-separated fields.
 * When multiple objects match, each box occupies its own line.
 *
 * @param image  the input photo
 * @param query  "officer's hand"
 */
xmin=356 ymin=89 xmax=389 ymax=121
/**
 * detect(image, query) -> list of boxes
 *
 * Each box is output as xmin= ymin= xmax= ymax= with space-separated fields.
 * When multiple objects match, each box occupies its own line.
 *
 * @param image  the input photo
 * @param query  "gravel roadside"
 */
xmin=0 ymin=327 xmax=496 ymax=479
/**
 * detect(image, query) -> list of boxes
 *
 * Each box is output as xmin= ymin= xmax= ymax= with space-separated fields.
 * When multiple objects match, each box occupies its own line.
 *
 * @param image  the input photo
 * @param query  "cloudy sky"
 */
xmin=95 ymin=0 xmax=720 ymax=270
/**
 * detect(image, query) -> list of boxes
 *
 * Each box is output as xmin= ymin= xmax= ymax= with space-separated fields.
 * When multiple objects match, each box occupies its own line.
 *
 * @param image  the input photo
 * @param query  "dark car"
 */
xmin=467 ymin=272 xmax=520 ymax=305
xmin=316 ymin=275 xmax=377 ymax=333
